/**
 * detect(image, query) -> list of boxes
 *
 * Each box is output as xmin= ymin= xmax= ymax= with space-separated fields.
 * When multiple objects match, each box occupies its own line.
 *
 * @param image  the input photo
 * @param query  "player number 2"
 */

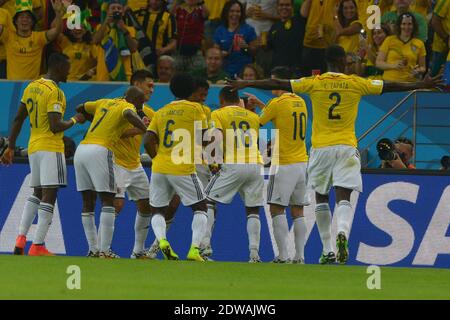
xmin=26 ymin=98 xmax=38 ymax=128
xmin=292 ymin=112 xmax=306 ymax=141
xmin=163 ymin=120 xmax=175 ymax=148
xmin=328 ymin=92 xmax=342 ymax=120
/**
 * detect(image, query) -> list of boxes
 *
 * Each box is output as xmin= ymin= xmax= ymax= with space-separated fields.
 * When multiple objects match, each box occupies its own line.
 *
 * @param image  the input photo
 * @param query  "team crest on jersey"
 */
xmin=411 ymin=44 xmax=417 ymax=52
xmin=53 ymin=104 xmax=62 ymax=112
xmin=371 ymin=80 xmax=383 ymax=86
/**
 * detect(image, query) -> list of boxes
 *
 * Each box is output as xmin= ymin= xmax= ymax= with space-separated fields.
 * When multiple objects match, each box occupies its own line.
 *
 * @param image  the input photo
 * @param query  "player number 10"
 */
xmin=292 ymin=111 xmax=306 ymax=141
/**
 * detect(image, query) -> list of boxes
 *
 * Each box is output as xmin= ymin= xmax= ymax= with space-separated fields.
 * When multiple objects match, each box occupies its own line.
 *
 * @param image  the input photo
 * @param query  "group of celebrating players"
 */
xmin=0 ymin=44 xmax=444 ymax=264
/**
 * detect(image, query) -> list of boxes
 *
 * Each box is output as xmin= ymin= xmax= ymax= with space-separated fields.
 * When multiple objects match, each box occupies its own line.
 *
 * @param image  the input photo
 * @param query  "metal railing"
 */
xmin=358 ymin=90 xmax=450 ymax=169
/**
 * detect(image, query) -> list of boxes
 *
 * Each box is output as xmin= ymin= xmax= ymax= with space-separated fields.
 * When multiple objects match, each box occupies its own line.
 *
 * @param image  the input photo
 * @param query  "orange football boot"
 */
xmin=28 ymin=244 xmax=55 ymax=256
xmin=13 ymin=235 xmax=27 ymax=255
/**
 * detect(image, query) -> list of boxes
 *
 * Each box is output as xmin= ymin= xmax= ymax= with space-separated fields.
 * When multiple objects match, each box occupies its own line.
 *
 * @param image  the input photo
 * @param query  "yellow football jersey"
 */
xmin=81 ymin=99 xmax=137 ymax=150
xmin=432 ymin=0 xmax=450 ymax=53
xmin=58 ymin=36 xmax=97 ymax=81
xmin=1 ymin=31 xmax=48 ymax=80
xmin=260 ymin=93 xmax=308 ymax=165
xmin=303 ymin=0 xmax=339 ymax=49
xmin=113 ymin=105 xmax=155 ymax=170
xmin=290 ymin=73 xmax=384 ymax=148
xmin=211 ymin=106 xmax=262 ymax=165
xmin=148 ymin=100 xmax=208 ymax=175
xmin=379 ymin=35 xmax=426 ymax=82
xmin=21 ymin=78 xmax=66 ymax=154
xmin=0 ymin=8 xmax=14 ymax=61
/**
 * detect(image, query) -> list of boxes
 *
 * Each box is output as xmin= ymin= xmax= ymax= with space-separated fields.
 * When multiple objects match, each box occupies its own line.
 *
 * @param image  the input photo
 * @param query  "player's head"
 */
xmin=325 ymin=45 xmax=347 ymax=73
xmin=169 ymin=73 xmax=196 ymax=100
xmin=47 ymin=53 xmax=71 ymax=83
xmin=270 ymin=66 xmax=293 ymax=96
xmin=125 ymin=86 xmax=147 ymax=110
xmin=131 ymin=69 xmax=154 ymax=101
xmin=219 ymin=86 xmax=240 ymax=107
xmin=191 ymin=77 xmax=210 ymax=104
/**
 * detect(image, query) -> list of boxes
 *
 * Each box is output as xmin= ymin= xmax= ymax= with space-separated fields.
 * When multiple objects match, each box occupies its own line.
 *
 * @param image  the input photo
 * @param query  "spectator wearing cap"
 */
xmin=57 ymin=9 xmax=97 ymax=81
xmin=214 ymin=0 xmax=258 ymax=77
xmin=93 ymin=0 xmax=139 ymax=81
xmin=0 ymin=0 xmax=63 ymax=80
xmin=192 ymin=47 xmax=229 ymax=84
xmin=267 ymin=0 xmax=305 ymax=73
xmin=0 ymin=0 xmax=42 ymax=27
xmin=381 ymin=0 xmax=428 ymax=43
xmin=172 ymin=0 xmax=209 ymax=73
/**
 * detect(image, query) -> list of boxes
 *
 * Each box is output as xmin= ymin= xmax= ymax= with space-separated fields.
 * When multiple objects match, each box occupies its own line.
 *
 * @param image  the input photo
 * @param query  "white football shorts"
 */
xmin=307 ymin=145 xmax=362 ymax=195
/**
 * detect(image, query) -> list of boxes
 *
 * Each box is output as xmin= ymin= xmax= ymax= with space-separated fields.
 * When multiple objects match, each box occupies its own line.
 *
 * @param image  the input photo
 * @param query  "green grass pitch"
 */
xmin=0 ymin=255 xmax=449 ymax=300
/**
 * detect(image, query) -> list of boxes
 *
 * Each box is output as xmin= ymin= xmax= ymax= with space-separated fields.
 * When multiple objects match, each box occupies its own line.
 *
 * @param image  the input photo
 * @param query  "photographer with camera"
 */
xmin=93 ymin=0 xmax=138 ymax=81
xmin=377 ymin=136 xmax=416 ymax=169
xmin=440 ymin=155 xmax=450 ymax=171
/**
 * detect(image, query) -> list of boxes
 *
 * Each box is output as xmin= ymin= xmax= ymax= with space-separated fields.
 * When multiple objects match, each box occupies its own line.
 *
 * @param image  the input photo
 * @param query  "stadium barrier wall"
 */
xmin=1 ymin=164 xmax=449 ymax=268
xmin=0 ymin=81 xmax=448 ymax=169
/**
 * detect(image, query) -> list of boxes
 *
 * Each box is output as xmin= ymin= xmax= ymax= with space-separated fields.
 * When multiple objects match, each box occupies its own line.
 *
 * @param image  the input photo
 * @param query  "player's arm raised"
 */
xmin=382 ymin=69 xmax=446 ymax=93
xmin=48 ymin=112 xmax=86 ymax=134
xmin=0 ymin=103 xmax=28 ymax=165
xmin=226 ymin=78 xmax=292 ymax=92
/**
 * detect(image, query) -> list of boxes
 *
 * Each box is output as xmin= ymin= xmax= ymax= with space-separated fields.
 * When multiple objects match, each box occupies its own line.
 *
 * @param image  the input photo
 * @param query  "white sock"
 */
xmin=247 ymin=214 xmax=261 ymax=253
xmin=33 ymin=203 xmax=54 ymax=244
xmin=336 ymin=200 xmax=353 ymax=238
xmin=18 ymin=195 xmax=40 ymax=236
xmin=133 ymin=212 xmax=151 ymax=253
xmin=99 ymin=207 xmax=116 ymax=252
xmin=150 ymin=217 xmax=173 ymax=248
xmin=151 ymin=214 xmax=166 ymax=241
xmin=201 ymin=204 xmax=215 ymax=248
xmin=82 ymin=212 xmax=98 ymax=252
xmin=272 ymin=214 xmax=289 ymax=260
xmin=293 ymin=216 xmax=307 ymax=260
xmin=315 ymin=203 xmax=333 ymax=253
xmin=191 ymin=211 xmax=207 ymax=247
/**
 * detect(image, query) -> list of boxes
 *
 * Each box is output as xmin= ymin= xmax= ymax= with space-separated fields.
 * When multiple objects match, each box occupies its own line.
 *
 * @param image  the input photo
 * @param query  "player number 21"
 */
xmin=26 ymin=98 xmax=39 ymax=128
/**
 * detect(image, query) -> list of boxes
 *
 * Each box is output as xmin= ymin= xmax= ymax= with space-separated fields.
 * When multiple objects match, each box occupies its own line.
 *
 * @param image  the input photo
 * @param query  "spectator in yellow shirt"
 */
xmin=0 ymin=0 xmax=63 ymax=80
xmin=0 ymin=7 xmax=13 ymax=79
xmin=376 ymin=12 xmax=426 ymax=82
xmin=430 ymin=0 xmax=450 ymax=76
xmin=334 ymin=0 xmax=363 ymax=55
xmin=362 ymin=23 xmax=391 ymax=78
xmin=57 ymin=12 xmax=97 ymax=81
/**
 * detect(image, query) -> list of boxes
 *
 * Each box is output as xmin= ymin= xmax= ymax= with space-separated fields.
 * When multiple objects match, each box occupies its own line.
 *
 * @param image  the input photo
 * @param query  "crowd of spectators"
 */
xmin=0 ymin=0 xmax=449 ymax=84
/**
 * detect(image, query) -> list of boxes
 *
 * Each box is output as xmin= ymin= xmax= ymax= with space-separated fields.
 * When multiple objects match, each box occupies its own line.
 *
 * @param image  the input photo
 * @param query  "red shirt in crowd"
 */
xmin=175 ymin=5 xmax=205 ymax=47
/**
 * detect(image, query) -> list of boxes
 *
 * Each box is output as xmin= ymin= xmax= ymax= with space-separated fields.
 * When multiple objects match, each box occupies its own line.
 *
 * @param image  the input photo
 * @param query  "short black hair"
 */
xmin=325 ymin=45 xmax=346 ymax=65
xmin=219 ymin=86 xmax=240 ymax=104
xmin=47 ymin=53 xmax=70 ymax=71
xmin=270 ymin=66 xmax=293 ymax=79
xmin=194 ymin=77 xmax=210 ymax=90
xmin=130 ymin=69 xmax=153 ymax=85
xmin=396 ymin=136 xmax=414 ymax=147
xmin=170 ymin=73 xmax=196 ymax=99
